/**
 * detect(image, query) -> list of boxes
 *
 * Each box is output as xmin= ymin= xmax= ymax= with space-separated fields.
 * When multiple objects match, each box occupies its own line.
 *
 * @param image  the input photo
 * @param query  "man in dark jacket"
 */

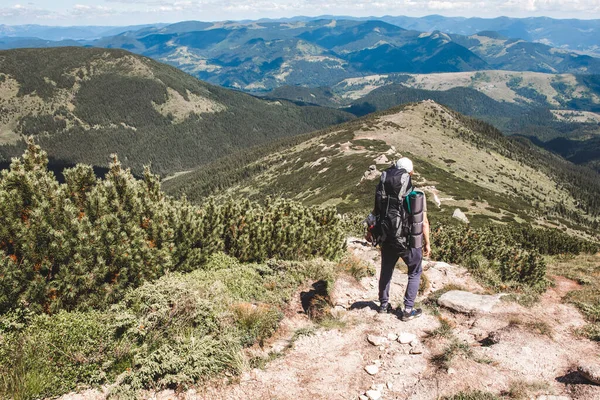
xmin=372 ymin=157 xmax=431 ymax=321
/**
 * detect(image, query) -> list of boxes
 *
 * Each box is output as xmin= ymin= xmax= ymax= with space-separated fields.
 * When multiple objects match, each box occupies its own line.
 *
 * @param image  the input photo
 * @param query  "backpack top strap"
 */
xmin=380 ymin=170 xmax=387 ymax=197
xmin=398 ymin=170 xmax=412 ymax=200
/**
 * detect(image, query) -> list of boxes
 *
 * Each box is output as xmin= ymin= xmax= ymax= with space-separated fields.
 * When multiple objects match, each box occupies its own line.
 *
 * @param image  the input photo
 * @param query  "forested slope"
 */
xmin=0 ymin=47 xmax=354 ymax=176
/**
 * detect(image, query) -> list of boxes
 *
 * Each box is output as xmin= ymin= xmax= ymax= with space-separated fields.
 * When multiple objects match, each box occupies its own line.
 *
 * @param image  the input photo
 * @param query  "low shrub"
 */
xmin=428 ymin=220 xmax=596 ymax=290
xmin=0 ymin=255 xmax=340 ymax=399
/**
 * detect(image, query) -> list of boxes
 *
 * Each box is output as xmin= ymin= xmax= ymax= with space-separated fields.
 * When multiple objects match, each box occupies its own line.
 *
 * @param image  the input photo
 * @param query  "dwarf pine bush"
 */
xmin=0 ymin=140 xmax=345 ymax=314
xmin=432 ymin=220 xmax=598 ymax=289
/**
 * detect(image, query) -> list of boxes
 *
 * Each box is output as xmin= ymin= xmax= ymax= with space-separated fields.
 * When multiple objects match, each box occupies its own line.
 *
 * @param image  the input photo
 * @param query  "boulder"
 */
xmin=578 ymin=364 xmax=600 ymax=385
xmin=452 ymin=208 xmax=469 ymax=224
xmin=438 ymin=290 xmax=501 ymax=314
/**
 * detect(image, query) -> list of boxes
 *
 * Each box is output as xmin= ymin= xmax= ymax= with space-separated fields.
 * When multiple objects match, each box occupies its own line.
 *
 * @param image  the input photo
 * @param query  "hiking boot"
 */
xmin=378 ymin=303 xmax=393 ymax=314
xmin=401 ymin=308 xmax=422 ymax=321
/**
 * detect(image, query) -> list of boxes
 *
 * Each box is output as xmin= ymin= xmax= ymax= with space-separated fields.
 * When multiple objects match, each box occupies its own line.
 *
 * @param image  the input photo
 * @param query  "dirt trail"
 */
xmin=64 ymin=240 xmax=600 ymax=400
xmin=170 ymin=239 xmax=597 ymax=400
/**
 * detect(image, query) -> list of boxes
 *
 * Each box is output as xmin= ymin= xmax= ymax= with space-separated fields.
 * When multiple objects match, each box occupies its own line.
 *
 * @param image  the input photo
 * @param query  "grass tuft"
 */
xmin=337 ymin=253 xmax=375 ymax=281
xmin=442 ymin=391 xmax=502 ymax=400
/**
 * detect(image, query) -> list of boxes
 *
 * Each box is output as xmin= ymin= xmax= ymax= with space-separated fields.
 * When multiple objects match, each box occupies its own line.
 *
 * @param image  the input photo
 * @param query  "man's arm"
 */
xmin=423 ymin=211 xmax=431 ymax=258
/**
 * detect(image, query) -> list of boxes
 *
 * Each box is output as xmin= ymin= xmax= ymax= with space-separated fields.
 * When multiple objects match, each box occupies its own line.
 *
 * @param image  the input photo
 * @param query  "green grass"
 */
xmin=427 ymin=316 xmax=455 ymax=339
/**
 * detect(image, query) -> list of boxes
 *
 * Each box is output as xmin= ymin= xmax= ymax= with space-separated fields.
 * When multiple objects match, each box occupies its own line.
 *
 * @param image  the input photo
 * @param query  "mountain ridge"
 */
xmin=164 ymin=100 xmax=600 ymax=238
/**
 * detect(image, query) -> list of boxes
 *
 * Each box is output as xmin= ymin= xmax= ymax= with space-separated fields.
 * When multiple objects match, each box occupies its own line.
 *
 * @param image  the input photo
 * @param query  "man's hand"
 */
xmin=423 ymin=242 xmax=431 ymax=258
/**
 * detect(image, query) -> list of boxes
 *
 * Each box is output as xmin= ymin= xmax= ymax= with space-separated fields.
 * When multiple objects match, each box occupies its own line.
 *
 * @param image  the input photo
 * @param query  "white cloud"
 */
xmin=1 ymin=0 xmax=600 ymax=25
xmin=71 ymin=4 xmax=118 ymax=17
xmin=0 ymin=4 xmax=56 ymax=19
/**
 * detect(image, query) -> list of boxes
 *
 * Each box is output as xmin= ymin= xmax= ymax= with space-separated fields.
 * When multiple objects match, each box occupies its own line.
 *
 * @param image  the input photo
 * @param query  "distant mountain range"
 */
xmin=1 ymin=19 xmax=599 ymax=92
xmin=0 ymin=24 xmax=166 ymax=41
xmin=0 ymin=47 xmax=352 ymax=176
xmin=2 ymin=16 xmax=599 ymax=55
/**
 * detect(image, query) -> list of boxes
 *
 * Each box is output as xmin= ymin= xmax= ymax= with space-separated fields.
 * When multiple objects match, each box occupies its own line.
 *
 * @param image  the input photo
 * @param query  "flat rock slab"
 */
xmin=438 ymin=290 xmax=501 ymax=314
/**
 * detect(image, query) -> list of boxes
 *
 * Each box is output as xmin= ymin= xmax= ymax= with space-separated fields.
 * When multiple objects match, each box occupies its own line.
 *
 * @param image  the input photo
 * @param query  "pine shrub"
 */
xmin=0 ymin=141 xmax=345 ymax=314
xmin=431 ymin=220 xmax=597 ymax=289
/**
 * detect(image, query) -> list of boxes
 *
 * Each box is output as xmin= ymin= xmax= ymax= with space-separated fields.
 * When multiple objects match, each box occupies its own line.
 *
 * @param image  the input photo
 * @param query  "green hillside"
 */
xmin=164 ymin=100 xmax=600 ymax=239
xmin=0 ymin=47 xmax=354 ymax=176
xmin=265 ymin=72 xmax=600 ymax=172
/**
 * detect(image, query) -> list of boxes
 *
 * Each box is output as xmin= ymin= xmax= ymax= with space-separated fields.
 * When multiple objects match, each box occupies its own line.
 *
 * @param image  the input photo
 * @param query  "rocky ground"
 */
xmin=61 ymin=238 xmax=600 ymax=400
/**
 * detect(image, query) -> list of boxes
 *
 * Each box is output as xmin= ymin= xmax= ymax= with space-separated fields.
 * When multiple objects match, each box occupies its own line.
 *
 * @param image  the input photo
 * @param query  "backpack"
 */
xmin=372 ymin=166 xmax=413 ymax=250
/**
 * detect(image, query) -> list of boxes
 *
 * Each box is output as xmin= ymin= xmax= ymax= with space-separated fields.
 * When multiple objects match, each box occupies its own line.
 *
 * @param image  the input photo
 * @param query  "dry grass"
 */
xmin=502 ymin=379 xmax=549 ymax=399
xmin=337 ymin=253 xmax=375 ymax=281
xmin=508 ymin=317 xmax=553 ymax=338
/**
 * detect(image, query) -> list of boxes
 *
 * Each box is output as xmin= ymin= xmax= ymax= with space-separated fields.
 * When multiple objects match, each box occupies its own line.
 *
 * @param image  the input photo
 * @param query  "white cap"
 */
xmin=396 ymin=157 xmax=413 ymax=173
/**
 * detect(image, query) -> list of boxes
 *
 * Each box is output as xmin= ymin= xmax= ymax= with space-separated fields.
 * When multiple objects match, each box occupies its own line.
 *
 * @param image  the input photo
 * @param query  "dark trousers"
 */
xmin=379 ymin=245 xmax=423 ymax=309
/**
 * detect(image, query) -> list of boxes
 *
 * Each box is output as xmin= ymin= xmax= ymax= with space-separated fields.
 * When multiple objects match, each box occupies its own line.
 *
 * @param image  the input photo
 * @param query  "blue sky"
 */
xmin=1 ymin=0 xmax=599 ymax=26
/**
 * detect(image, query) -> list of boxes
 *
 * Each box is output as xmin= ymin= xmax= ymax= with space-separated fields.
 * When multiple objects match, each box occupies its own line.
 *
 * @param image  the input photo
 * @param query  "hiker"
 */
xmin=368 ymin=157 xmax=431 ymax=321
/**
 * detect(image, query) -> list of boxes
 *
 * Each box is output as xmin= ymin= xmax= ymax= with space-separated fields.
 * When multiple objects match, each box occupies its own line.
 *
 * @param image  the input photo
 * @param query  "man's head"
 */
xmin=396 ymin=157 xmax=414 ymax=175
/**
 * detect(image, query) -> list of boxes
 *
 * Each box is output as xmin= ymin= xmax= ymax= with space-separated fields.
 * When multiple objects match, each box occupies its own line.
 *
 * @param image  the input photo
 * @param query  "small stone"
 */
xmin=447 ymin=367 xmax=456 ymax=375
xmin=366 ymin=389 xmax=382 ymax=400
xmin=398 ymin=332 xmax=417 ymax=344
xmin=387 ymin=333 xmax=398 ymax=341
xmin=371 ymin=383 xmax=385 ymax=392
xmin=379 ymin=345 xmax=385 ymax=351
xmin=578 ymin=364 xmax=600 ymax=385
xmin=409 ymin=344 xmax=424 ymax=355
xmin=359 ymin=395 xmax=369 ymax=400
xmin=365 ymin=365 xmax=379 ymax=375
xmin=367 ymin=335 xmax=387 ymax=346
xmin=487 ymin=331 xmax=501 ymax=344
xmin=386 ymin=382 xmax=393 ymax=390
